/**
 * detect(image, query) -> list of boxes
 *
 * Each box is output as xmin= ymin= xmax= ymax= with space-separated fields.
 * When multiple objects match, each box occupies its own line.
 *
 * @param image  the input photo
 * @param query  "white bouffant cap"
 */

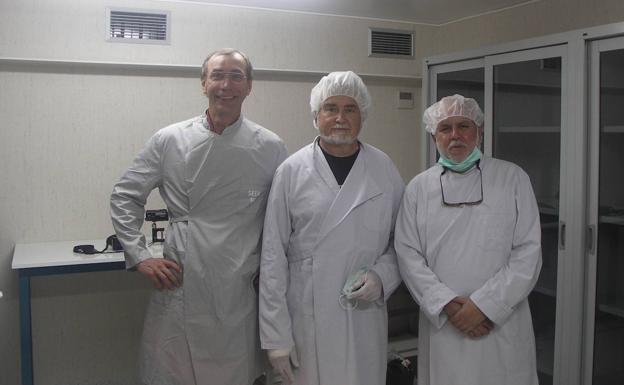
xmin=423 ymin=94 xmax=484 ymax=133
xmin=310 ymin=71 xmax=371 ymax=123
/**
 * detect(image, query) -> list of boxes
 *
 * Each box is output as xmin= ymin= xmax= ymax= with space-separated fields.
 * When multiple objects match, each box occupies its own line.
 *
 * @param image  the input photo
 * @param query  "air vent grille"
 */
xmin=369 ymin=29 xmax=413 ymax=58
xmin=108 ymin=9 xmax=169 ymax=43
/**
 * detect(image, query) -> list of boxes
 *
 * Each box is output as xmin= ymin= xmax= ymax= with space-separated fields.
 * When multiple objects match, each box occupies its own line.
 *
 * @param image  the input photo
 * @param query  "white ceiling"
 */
xmin=179 ymin=0 xmax=538 ymax=25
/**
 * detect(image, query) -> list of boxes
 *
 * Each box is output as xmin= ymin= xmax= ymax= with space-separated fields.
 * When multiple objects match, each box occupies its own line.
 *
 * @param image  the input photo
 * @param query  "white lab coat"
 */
xmin=394 ymin=156 xmax=542 ymax=385
xmin=111 ymin=114 xmax=287 ymax=385
xmin=259 ymin=139 xmax=404 ymax=385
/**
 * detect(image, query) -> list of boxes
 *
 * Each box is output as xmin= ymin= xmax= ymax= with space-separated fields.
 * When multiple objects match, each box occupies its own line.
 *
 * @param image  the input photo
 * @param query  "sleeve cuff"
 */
xmin=124 ymin=248 xmax=153 ymax=270
xmin=471 ymin=292 xmax=513 ymax=326
xmin=422 ymin=284 xmax=458 ymax=329
xmin=369 ymin=263 xmax=400 ymax=302
xmin=267 ymin=348 xmax=291 ymax=359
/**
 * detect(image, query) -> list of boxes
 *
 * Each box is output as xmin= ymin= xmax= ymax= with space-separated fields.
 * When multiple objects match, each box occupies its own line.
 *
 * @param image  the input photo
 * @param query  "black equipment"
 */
xmin=146 ymin=209 xmax=168 ymax=244
xmin=386 ymin=354 xmax=416 ymax=385
xmin=73 ymin=234 xmax=123 ymax=255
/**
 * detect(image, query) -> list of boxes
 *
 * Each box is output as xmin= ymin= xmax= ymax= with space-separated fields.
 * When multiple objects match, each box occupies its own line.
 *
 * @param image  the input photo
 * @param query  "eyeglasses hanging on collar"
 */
xmin=440 ymin=160 xmax=483 ymax=207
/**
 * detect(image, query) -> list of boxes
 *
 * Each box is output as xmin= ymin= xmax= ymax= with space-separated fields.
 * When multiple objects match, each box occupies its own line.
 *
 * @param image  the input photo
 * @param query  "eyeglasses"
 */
xmin=208 ymin=71 xmax=247 ymax=83
xmin=320 ymin=104 xmax=359 ymax=117
xmin=440 ymin=161 xmax=483 ymax=206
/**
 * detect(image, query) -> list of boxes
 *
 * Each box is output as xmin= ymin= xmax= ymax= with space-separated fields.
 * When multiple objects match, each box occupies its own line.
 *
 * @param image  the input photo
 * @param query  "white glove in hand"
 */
xmin=268 ymin=349 xmax=297 ymax=384
xmin=347 ymin=270 xmax=382 ymax=302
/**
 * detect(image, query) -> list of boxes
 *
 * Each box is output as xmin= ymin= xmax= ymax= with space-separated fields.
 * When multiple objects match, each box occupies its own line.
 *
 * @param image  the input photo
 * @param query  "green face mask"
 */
xmin=438 ymin=147 xmax=482 ymax=173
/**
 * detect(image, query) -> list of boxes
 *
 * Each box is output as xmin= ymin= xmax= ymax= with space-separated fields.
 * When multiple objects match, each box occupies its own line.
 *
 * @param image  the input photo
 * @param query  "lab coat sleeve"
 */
xmin=259 ymin=165 xmax=295 ymax=351
xmin=110 ymin=132 xmax=163 ymax=269
xmin=470 ymin=169 xmax=542 ymax=326
xmin=370 ymin=162 xmax=405 ymax=302
xmin=394 ymin=180 xmax=458 ymax=329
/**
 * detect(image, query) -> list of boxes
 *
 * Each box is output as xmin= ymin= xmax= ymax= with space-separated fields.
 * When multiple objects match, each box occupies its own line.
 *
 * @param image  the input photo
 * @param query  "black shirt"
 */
xmin=318 ymin=141 xmax=360 ymax=186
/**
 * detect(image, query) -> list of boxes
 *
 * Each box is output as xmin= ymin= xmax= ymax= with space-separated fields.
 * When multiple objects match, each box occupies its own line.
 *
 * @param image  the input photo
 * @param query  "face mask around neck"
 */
xmin=438 ymin=147 xmax=482 ymax=173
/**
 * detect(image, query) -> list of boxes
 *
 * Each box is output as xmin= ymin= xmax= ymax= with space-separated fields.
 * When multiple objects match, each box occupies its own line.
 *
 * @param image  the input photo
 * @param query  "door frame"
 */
xmin=584 ymin=34 xmax=624 ymax=385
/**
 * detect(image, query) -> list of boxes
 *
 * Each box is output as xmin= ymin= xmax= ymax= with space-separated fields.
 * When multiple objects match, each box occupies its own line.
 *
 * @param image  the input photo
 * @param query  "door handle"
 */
xmin=587 ymin=224 xmax=596 ymax=255
xmin=558 ymin=221 xmax=566 ymax=250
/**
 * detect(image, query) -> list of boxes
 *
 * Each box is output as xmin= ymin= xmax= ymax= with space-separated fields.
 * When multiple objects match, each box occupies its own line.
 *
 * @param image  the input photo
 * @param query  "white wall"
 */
xmin=0 ymin=0 xmax=433 ymax=75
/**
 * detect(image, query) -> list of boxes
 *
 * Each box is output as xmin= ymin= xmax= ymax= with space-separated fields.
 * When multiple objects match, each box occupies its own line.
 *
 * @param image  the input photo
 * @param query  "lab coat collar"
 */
xmin=201 ymin=110 xmax=244 ymax=137
xmin=187 ymin=114 xmax=245 ymax=210
xmin=312 ymin=139 xmax=383 ymax=246
xmin=312 ymin=137 xmax=341 ymax=193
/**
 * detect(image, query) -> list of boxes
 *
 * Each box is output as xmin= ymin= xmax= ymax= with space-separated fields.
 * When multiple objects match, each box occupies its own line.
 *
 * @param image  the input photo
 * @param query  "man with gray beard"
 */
xmin=258 ymin=71 xmax=404 ymax=385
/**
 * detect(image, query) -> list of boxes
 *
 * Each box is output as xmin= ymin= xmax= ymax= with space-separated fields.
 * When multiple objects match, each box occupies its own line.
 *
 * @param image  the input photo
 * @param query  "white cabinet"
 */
xmin=424 ymin=21 xmax=624 ymax=385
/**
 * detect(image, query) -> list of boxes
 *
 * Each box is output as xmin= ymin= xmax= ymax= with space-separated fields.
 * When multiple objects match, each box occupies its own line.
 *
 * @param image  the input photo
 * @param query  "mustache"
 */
xmin=449 ymin=140 xmax=467 ymax=147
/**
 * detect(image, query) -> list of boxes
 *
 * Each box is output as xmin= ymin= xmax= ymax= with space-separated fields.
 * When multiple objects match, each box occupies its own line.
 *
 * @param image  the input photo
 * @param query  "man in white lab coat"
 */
xmin=110 ymin=49 xmax=287 ymax=385
xmin=259 ymin=71 xmax=404 ymax=385
xmin=395 ymin=94 xmax=542 ymax=385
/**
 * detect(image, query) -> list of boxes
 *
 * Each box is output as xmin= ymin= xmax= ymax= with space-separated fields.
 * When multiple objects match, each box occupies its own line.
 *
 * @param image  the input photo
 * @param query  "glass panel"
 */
xmin=492 ymin=57 xmax=562 ymax=385
xmin=436 ymin=68 xmax=485 ymax=154
xmin=436 ymin=68 xmax=485 ymax=108
xmin=594 ymin=47 xmax=624 ymax=385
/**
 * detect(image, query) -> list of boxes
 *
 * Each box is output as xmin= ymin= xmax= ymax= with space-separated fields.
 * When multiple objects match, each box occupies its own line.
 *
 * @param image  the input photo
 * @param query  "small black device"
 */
xmin=145 ymin=209 xmax=169 ymax=222
xmin=146 ymin=209 xmax=168 ymax=244
xmin=73 ymin=244 xmax=98 ymax=254
xmin=73 ymin=234 xmax=123 ymax=255
xmin=106 ymin=234 xmax=123 ymax=251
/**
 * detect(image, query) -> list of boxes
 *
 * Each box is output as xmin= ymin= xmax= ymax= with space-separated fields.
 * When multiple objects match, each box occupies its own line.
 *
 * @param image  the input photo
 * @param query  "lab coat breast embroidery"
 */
xmin=248 ymin=189 xmax=261 ymax=202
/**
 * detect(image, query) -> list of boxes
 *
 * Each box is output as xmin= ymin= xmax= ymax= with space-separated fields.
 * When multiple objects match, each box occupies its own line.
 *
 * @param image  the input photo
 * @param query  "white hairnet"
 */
xmin=423 ymin=94 xmax=484 ymax=133
xmin=310 ymin=71 xmax=371 ymax=123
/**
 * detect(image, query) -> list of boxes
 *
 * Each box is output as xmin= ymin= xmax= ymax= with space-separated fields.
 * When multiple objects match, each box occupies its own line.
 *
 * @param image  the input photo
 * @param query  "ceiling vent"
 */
xmin=369 ymin=28 xmax=413 ymax=59
xmin=107 ymin=8 xmax=170 ymax=44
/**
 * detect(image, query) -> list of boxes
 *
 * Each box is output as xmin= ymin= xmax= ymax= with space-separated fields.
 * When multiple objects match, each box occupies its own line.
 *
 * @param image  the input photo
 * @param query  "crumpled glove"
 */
xmin=347 ymin=269 xmax=383 ymax=302
xmin=268 ymin=348 xmax=299 ymax=385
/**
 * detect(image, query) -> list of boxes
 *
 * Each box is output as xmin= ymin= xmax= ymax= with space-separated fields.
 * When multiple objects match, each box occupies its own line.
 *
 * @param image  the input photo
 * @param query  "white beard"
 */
xmin=320 ymin=133 xmax=357 ymax=145
xmin=319 ymin=123 xmax=358 ymax=145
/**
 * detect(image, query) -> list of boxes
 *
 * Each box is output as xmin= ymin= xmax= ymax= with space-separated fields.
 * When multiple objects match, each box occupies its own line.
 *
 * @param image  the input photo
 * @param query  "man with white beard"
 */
xmin=259 ymin=71 xmax=405 ymax=385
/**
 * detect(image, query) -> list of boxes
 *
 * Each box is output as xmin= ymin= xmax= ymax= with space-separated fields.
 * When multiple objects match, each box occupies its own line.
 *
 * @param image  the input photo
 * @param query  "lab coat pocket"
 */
xmin=217 ymin=267 xmax=256 ymax=320
xmin=359 ymin=195 xmax=391 ymax=248
xmin=360 ymin=194 xmax=385 ymax=226
xmin=144 ymin=287 xmax=184 ymax=320
xmin=162 ymin=242 xmax=184 ymax=268
xmin=288 ymin=257 xmax=314 ymax=316
xmin=479 ymin=212 xmax=514 ymax=253
xmin=352 ymin=298 xmax=384 ymax=313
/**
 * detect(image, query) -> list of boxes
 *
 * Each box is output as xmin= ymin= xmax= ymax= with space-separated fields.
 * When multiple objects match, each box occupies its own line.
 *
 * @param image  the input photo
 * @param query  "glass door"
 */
xmin=586 ymin=36 xmax=624 ymax=385
xmin=486 ymin=45 xmax=567 ymax=385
